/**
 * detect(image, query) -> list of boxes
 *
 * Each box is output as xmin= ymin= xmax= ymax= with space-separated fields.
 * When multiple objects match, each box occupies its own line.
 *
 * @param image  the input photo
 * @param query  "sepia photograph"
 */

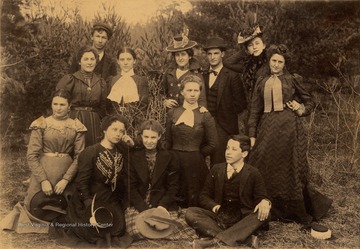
xmin=0 ymin=0 xmax=359 ymax=248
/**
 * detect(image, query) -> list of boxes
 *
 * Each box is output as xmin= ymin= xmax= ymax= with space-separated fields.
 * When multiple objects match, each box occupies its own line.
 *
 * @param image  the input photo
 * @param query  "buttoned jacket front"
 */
xmin=199 ymin=163 xmax=268 ymax=214
xmin=127 ymin=149 xmax=180 ymax=212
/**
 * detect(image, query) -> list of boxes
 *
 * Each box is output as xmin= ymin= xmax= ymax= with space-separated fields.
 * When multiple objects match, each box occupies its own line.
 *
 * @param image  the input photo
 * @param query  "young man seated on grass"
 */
xmin=185 ymin=135 xmax=271 ymax=248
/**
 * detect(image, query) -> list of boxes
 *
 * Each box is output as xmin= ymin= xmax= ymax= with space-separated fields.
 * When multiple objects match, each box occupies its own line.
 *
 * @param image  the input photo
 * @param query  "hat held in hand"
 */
xmin=29 ymin=191 xmax=67 ymax=222
xmin=89 ymin=194 xmax=114 ymax=234
xmin=135 ymin=208 xmax=177 ymax=239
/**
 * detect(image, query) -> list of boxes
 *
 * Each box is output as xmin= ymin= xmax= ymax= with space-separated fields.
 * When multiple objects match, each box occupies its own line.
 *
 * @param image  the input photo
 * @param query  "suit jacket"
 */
xmin=199 ymin=163 xmax=268 ymax=214
xmin=203 ymin=66 xmax=247 ymax=134
xmin=128 ymin=149 xmax=180 ymax=212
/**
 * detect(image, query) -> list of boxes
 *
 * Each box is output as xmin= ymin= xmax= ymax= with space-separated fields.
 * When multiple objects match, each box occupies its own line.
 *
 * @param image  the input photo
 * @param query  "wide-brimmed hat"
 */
xmin=88 ymin=194 xmax=115 ymax=235
xmin=310 ymin=223 xmax=333 ymax=240
xmin=166 ymin=35 xmax=197 ymax=52
xmin=135 ymin=208 xmax=175 ymax=239
xmin=237 ymin=25 xmax=263 ymax=44
xmin=203 ymin=37 xmax=228 ymax=51
xmin=29 ymin=192 xmax=68 ymax=222
xmin=93 ymin=22 xmax=113 ymax=39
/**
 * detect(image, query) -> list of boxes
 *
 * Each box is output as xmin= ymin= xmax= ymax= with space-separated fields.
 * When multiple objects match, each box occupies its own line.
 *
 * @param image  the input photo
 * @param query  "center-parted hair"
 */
xmin=117 ymin=47 xmax=137 ymax=60
xmin=180 ymin=74 xmax=203 ymax=91
xmin=77 ymin=46 xmax=99 ymax=64
xmin=52 ymin=89 xmax=72 ymax=103
xmin=228 ymin=135 xmax=251 ymax=152
xmin=139 ymin=119 xmax=164 ymax=136
xmin=100 ymin=115 xmax=130 ymax=132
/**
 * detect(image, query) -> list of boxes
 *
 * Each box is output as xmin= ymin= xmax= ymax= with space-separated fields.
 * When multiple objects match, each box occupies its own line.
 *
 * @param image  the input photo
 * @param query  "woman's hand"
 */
xmin=286 ymin=100 xmax=301 ymax=111
xmin=41 ymin=180 xmax=53 ymax=196
xmin=286 ymin=100 xmax=305 ymax=116
xmin=250 ymin=137 xmax=256 ymax=149
xmin=122 ymin=134 xmax=134 ymax=147
xmin=254 ymin=199 xmax=271 ymax=221
xmin=54 ymin=179 xmax=69 ymax=195
xmin=199 ymin=106 xmax=209 ymax=113
xmin=163 ymin=99 xmax=178 ymax=108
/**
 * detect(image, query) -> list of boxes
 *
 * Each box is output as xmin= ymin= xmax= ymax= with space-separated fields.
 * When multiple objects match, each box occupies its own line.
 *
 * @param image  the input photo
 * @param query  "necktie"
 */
xmin=227 ymin=167 xmax=238 ymax=179
xmin=202 ymin=69 xmax=218 ymax=76
xmin=175 ymin=108 xmax=195 ymax=127
xmin=107 ymin=72 xmax=139 ymax=104
xmin=263 ymin=75 xmax=284 ymax=113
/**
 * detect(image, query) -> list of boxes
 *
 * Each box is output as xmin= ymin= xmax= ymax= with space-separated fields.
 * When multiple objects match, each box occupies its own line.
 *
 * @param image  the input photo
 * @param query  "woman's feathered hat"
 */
xmin=237 ymin=24 xmax=263 ymax=44
xmin=166 ymin=29 xmax=197 ymax=52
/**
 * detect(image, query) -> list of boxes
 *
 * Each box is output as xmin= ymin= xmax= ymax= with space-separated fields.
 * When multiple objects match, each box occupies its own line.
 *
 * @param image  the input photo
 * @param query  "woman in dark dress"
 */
xmin=107 ymin=47 xmax=149 ymax=115
xmin=64 ymin=114 xmax=134 ymax=246
xmin=248 ymin=44 xmax=316 ymax=226
xmin=166 ymin=74 xmax=218 ymax=207
xmin=57 ymin=46 xmax=108 ymax=147
xmin=125 ymin=119 xmax=196 ymax=241
xmin=224 ymin=25 xmax=267 ymax=110
xmin=162 ymin=34 xmax=207 ymax=109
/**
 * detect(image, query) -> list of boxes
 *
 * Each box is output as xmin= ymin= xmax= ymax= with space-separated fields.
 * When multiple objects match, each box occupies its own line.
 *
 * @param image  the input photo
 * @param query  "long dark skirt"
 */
xmin=249 ymin=109 xmax=313 ymax=225
xmin=173 ymin=150 xmax=209 ymax=207
xmin=69 ymin=109 xmax=101 ymax=147
xmin=249 ymin=109 xmax=309 ymax=200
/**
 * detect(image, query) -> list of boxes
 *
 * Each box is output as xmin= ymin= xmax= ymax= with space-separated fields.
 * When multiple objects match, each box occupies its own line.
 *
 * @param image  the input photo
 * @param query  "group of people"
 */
xmin=1 ymin=21 xmax=333 ymax=248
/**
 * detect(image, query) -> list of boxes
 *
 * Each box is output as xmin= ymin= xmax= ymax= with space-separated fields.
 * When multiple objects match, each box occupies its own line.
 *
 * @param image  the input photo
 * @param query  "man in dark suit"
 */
xmin=202 ymin=37 xmax=247 ymax=165
xmin=185 ymin=135 xmax=271 ymax=248
xmin=69 ymin=22 xmax=118 ymax=88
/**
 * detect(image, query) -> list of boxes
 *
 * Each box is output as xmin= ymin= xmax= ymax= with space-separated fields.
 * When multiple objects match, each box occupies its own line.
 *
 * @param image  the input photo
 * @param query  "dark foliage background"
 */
xmin=0 ymin=1 xmax=359 ymax=248
xmin=1 ymin=0 xmax=359 ymax=167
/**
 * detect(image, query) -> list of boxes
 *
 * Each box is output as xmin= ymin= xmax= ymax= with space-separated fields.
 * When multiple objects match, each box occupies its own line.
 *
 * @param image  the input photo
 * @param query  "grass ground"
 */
xmin=0 ymin=150 xmax=359 ymax=249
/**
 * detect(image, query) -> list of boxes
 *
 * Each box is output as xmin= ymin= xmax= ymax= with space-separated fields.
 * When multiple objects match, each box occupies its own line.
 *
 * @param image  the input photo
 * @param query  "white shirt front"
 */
xmin=209 ymin=65 xmax=223 ymax=88
xmin=226 ymin=161 xmax=244 ymax=179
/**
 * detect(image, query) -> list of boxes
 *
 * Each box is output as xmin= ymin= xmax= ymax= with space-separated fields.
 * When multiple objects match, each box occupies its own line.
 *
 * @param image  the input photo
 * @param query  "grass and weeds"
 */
xmin=1 ymin=144 xmax=359 ymax=248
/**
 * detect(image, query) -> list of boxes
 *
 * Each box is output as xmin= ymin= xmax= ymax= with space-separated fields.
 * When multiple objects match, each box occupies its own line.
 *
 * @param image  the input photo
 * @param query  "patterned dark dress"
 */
xmin=64 ymin=143 xmax=129 ymax=244
xmin=248 ymin=72 xmax=315 ymax=202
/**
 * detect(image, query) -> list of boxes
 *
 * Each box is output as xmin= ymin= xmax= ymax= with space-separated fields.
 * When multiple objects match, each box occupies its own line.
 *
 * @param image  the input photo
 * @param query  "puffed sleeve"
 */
xmin=56 ymin=74 xmax=75 ymax=92
xmin=76 ymin=146 xmax=96 ymax=203
xmin=200 ymin=112 xmax=218 ymax=156
xmin=62 ymin=119 xmax=87 ymax=181
xmin=26 ymin=116 xmax=47 ymax=183
xmin=292 ymin=74 xmax=315 ymax=117
xmin=248 ymin=77 xmax=266 ymax=138
xmin=165 ymin=108 xmax=174 ymax=149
